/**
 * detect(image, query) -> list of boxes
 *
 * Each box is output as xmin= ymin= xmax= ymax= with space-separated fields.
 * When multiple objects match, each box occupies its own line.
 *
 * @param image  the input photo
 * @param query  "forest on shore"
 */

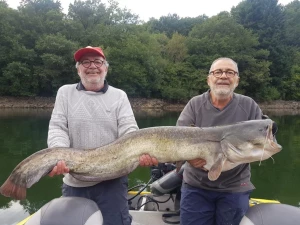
xmin=0 ymin=0 xmax=299 ymax=102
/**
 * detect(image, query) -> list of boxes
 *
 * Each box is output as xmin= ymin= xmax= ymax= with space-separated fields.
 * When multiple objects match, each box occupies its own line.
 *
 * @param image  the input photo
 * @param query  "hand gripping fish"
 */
xmin=0 ymin=119 xmax=281 ymax=200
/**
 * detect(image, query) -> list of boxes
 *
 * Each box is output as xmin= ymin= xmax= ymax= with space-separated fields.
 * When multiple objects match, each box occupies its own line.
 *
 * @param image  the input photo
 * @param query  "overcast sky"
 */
xmin=7 ymin=0 xmax=294 ymax=22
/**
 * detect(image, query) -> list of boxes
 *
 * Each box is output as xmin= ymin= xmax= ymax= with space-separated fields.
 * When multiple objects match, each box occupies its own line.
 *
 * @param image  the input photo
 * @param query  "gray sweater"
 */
xmin=176 ymin=91 xmax=263 ymax=192
xmin=47 ymin=83 xmax=138 ymax=187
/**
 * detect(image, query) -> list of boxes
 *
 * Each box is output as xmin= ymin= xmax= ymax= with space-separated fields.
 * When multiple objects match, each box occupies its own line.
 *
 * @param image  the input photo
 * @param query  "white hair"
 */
xmin=209 ymin=57 xmax=239 ymax=75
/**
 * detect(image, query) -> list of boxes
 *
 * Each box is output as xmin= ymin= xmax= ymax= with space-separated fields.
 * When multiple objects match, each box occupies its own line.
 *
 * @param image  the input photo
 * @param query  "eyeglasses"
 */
xmin=209 ymin=69 xmax=238 ymax=78
xmin=79 ymin=59 xmax=105 ymax=68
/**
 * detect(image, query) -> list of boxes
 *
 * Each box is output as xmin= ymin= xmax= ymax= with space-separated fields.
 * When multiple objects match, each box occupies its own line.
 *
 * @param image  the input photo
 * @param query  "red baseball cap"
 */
xmin=74 ymin=46 xmax=106 ymax=61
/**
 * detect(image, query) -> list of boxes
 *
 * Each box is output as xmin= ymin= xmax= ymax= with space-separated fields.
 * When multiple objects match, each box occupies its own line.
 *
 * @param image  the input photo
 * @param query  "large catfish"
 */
xmin=0 ymin=119 xmax=281 ymax=200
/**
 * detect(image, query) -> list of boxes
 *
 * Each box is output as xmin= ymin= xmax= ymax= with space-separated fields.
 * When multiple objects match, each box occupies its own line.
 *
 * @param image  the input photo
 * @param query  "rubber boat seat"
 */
xmin=240 ymin=203 xmax=300 ymax=225
xmin=25 ymin=197 xmax=103 ymax=225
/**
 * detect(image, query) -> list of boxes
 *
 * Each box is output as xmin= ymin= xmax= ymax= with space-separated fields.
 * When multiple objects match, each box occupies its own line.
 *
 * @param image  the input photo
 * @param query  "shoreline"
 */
xmin=0 ymin=96 xmax=299 ymax=112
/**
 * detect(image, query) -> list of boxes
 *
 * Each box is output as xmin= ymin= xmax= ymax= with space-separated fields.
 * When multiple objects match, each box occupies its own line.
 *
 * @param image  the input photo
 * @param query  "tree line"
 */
xmin=0 ymin=0 xmax=299 ymax=102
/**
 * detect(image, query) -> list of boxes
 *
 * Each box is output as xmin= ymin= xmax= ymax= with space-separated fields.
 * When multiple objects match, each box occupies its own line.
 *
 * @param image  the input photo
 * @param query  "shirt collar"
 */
xmin=76 ymin=80 xmax=108 ymax=93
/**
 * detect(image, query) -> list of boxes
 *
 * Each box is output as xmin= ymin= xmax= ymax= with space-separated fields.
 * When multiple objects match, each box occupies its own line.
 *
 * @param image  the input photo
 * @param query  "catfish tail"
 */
xmin=0 ymin=177 xmax=26 ymax=200
xmin=0 ymin=147 xmax=75 ymax=200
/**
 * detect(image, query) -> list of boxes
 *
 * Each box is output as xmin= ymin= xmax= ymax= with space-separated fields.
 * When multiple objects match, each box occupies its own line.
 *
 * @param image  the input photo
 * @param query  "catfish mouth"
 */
xmin=257 ymin=121 xmax=282 ymax=165
xmin=266 ymin=122 xmax=282 ymax=151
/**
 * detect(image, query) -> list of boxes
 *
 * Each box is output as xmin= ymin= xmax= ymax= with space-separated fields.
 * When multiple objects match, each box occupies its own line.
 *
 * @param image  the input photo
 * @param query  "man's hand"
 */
xmin=188 ymin=158 xmax=207 ymax=171
xmin=139 ymin=154 xmax=158 ymax=167
xmin=48 ymin=160 xmax=70 ymax=177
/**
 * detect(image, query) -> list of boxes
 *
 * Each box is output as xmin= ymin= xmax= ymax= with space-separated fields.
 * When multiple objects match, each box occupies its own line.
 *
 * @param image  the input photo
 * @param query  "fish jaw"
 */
xmin=220 ymin=119 xmax=282 ymax=164
xmin=267 ymin=121 xmax=282 ymax=153
xmin=250 ymin=121 xmax=282 ymax=161
xmin=222 ymin=138 xmax=281 ymax=164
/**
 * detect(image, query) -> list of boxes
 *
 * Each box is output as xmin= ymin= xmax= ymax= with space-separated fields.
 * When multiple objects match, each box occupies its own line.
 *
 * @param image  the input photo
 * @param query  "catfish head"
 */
xmin=220 ymin=119 xmax=282 ymax=164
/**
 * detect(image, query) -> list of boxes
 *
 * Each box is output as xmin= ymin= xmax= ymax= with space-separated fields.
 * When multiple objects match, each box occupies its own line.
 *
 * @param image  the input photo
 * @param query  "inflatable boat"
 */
xmin=18 ymin=191 xmax=287 ymax=225
xmin=17 ymin=165 xmax=300 ymax=225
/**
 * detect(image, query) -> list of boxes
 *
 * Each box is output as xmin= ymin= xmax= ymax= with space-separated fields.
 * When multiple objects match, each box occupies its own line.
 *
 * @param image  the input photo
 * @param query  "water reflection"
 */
xmin=0 ymin=200 xmax=30 ymax=225
xmin=262 ymin=109 xmax=300 ymax=116
xmin=0 ymin=108 xmax=53 ymax=118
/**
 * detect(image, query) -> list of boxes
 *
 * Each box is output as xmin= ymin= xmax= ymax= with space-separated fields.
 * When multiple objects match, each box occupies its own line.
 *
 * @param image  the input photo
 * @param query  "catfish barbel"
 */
xmin=0 ymin=119 xmax=281 ymax=200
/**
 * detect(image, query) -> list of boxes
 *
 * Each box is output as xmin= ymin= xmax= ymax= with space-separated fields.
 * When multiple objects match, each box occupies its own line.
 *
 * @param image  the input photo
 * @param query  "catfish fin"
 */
xmin=0 ymin=177 xmax=26 ymax=200
xmin=208 ymin=153 xmax=226 ymax=181
xmin=176 ymin=161 xmax=185 ymax=173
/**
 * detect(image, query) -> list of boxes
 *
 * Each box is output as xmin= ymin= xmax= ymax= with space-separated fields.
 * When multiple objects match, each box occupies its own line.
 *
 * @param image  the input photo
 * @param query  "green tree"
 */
xmin=160 ymin=61 xmax=201 ymax=101
xmin=34 ymin=34 xmax=79 ymax=96
xmin=105 ymin=26 xmax=165 ymax=98
xmin=0 ymin=3 xmax=38 ymax=96
xmin=159 ymin=33 xmax=198 ymax=101
xmin=165 ymin=32 xmax=188 ymax=63
xmin=283 ymin=1 xmax=300 ymax=99
xmin=0 ymin=0 xmax=8 ymax=7
xmin=68 ymin=0 xmax=139 ymax=30
xmin=67 ymin=0 xmax=139 ymax=45
xmin=16 ymin=0 xmax=65 ymax=49
xmin=186 ymin=12 xmax=272 ymax=100
xmin=232 ymin=0 xmax=291 ymax=98
xmin=282 ymin=51 xmax=300 ymax=100
xmin=0 ymin=62 xmax=38 ymax=96
xmin=148 ymin=14 xmax=207 ymax=37
xmin=68 ymin=0 xmax=109 ymax=30
xmin=284 ymin=0 xmax=300 ymax=47
xmin=20 ymin=0 xmax=62 ymax=12
xmin=0 ymin=3 xmax=20 ymax=67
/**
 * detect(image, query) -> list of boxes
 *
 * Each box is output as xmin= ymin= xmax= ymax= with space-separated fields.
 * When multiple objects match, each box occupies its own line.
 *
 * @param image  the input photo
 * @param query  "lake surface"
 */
xmin=0 ymin=108 xmax=300 ymax=225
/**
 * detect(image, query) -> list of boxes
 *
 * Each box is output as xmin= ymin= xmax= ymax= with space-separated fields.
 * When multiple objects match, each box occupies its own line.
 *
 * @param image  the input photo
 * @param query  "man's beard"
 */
xmin=210 ymin=85 xmax=236 ymax=99
xmin=79 ymin=71 xmax=106 ymax=85
xmin=86 ymin=76 xmax=105 ymax=84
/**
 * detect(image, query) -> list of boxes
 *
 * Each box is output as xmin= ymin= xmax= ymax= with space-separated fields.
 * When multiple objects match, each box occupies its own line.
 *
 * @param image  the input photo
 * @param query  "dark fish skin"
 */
xmin=0 ymin=119 xmax=282 ymax=200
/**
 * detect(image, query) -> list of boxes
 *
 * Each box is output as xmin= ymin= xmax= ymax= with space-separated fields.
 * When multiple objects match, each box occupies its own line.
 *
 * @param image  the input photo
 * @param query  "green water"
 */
xmin=0 ymin=108 xmax=299 ymax=224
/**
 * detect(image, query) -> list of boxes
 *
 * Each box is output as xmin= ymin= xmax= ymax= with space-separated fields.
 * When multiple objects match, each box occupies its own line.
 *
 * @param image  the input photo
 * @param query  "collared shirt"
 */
xmin=76 ymin=80 xmax=109 ymax=93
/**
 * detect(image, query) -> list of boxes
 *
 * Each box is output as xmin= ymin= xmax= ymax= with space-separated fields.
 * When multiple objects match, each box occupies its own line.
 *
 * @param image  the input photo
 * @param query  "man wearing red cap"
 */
xmin=47 ymin=46 xmax=158 ymax=225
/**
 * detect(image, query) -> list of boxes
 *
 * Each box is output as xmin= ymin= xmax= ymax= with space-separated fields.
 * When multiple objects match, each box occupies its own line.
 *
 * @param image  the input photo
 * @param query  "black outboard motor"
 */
xmin=240 ymin=203 xmax=300 ymax=225
xmin=150 ymin=163 xmax=184 ymax=196
xmin=25 ymin=197 xmax=103 ymax=225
